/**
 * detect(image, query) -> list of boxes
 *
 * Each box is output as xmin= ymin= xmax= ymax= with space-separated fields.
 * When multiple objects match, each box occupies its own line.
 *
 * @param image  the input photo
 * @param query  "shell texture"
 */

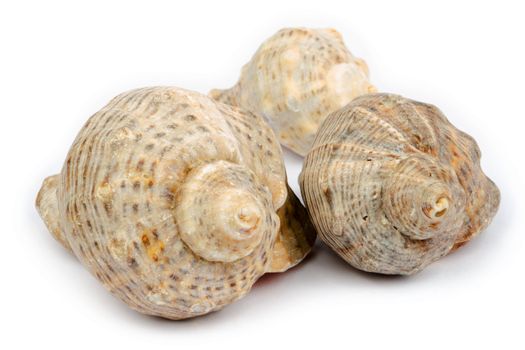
xmin=210 ymin=27 xmax=376 ymax=156
xmin=36 ymin=86 xmax=315 ymax=319
xmin=300 ymin=93 xmax=500 ymax=275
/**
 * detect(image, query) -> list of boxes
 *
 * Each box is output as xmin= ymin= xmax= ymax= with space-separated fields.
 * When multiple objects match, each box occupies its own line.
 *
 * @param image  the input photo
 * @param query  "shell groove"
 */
xmin=300 ymin=93 xmax=500 ymax=275
xmin=210 ymin=27 xmax=376 ymax=156
xmin=36 ymin=87 xmax=315 ymax=319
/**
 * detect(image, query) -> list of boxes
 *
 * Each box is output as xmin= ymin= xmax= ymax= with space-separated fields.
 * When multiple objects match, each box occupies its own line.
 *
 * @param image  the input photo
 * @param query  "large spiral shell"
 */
xmin=36 ymin=87 xmax=315 ymax=319
xmin=210 ymin=27 xmax=376 ymax=156
xmin=300 ymin=93 xmax=500 ymax=275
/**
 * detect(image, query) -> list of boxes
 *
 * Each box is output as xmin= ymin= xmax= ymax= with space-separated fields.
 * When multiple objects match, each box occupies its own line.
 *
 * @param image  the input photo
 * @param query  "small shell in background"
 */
xmin=300 ymin=93 xmax=500 ymax=275
xmin=210 ymin=27 xmax=376 ymax=156
xmin=36 ymin=87 xmax=316 ymax=319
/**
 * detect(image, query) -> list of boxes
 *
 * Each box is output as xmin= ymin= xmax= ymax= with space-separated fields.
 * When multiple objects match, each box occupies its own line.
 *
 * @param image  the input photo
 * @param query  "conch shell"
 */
xmin=210 ymin=27 xmax=376 ymax=156
xmin=36 ymin=87 xmax=315 ymax=319
xmin=300 ymin=93 xmax=500 ymax=275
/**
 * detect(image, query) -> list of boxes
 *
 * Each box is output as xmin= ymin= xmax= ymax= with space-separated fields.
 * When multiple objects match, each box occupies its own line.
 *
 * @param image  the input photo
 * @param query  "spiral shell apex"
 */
xmin=36 ymin=87 xmax=315 ymax=319
xmin=210 ymin=27 xmax=376 ymax=156
xmin=300 ymin=93 xmax=500 ymax=275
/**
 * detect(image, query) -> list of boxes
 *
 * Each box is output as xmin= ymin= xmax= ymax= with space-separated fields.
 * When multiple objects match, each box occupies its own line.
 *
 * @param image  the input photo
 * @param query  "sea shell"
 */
xmin=210 ymin=27 xmax=376 ymax=156
xmin=36 ymin=87 xmax=316 ymax=319
xmin=300 ymin=93 xmax=500 ymax=275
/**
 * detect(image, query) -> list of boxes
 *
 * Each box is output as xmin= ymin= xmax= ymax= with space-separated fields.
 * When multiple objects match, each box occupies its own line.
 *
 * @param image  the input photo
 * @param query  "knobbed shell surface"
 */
xmin=300 ymin=93 xmax=500 ymax=275
xmin=36 ymin=87 xmax=315 ymax=319
xmin=210 ymin=27 xmax=376 ymax=156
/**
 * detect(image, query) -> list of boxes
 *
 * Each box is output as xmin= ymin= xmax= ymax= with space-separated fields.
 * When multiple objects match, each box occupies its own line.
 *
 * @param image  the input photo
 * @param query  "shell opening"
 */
xmin=421 ymin=184 xmax=451 ymax=221
xmin=426 ymin=197 xmax=449 ymax=218
xmin=175 ymin=161 xmax=271 ymax=263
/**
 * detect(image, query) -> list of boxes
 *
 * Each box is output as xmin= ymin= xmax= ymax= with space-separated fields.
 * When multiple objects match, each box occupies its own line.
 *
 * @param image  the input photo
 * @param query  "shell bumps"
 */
xmin=300 ymin=93 xmax=500 ymax=275
xmin=211 ymin=27 xmax=375 ymax=156
xmin=36 ymin=87 xmax=315 ymax=319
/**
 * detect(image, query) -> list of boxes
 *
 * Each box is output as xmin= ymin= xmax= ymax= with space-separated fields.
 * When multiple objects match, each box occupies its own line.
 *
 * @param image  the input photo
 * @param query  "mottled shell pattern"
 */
xmin=36 ymin=87 xmax=315 ymax=319
xmin=210 ymin=27 xmax=376 ymax=156
xmin=300 ymin=93 xmax=500 ymax=275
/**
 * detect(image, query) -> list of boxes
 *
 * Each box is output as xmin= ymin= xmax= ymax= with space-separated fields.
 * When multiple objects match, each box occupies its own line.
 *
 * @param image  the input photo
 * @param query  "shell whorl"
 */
xmin=36 ymin=87 xmax=315 ymax=319
xmin=300 ymin=93 xmax=500 ymax=275
xmin=210 ymin=27 xmax=376 ymax=156
xmin=382 ymin=155 xmax=465 ymax=241
xmin=175 ymin=160 xmax=275 ymax=263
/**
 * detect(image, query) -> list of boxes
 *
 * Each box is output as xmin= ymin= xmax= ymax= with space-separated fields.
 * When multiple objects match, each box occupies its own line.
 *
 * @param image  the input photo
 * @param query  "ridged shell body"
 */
xmin=36 ymin=87 xmax=315 ymax=319
xmin=300 ymin=93 xmax=500 ymax=275
xmin=210 ymin=27 xmax=376 ymax=156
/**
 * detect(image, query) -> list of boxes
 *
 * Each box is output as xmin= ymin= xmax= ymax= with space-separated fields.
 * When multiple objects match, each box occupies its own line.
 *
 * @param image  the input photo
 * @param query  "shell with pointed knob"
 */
xmin=210 ymin=27 xmax=376 ymax=156
xmin=300 ymin=93 xmax=500 ymax=275
xmin=36 ymin=87 xmax=316 ymax=319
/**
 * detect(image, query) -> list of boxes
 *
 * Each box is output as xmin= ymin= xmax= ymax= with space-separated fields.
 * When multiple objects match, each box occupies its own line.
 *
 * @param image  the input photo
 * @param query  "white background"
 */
xmin=1 ymin=1 xmax=523 ymax=349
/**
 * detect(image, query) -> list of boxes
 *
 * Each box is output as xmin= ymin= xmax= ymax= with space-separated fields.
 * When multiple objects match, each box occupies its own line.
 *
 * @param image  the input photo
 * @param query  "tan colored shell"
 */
xmin=210 ymin=27 xmax=376 ymax=156
xmin=36 ymin=87 xmax=315 ymax=319
xmin=300 ymin=93 xmax=500 ymax=275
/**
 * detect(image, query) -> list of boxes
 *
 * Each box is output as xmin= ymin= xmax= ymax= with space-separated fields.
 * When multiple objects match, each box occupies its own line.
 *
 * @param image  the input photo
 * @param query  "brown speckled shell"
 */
xmin=36 ymin=87 xmax=315 ymax=319
xmin=300 ymin=93 xmax=500 ymax=275
xmin=210 ymin=27 xmax=375 ymax=156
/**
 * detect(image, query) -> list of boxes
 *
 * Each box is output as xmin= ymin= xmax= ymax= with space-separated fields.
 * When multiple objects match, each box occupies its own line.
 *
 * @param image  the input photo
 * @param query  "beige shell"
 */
xmin=210 ymin=27 xmax=376 ymax=156
xmin=36 ymin=87 xmax=316 ymax=319
xmin=300 ymin=93 xmax=500 ymax=275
